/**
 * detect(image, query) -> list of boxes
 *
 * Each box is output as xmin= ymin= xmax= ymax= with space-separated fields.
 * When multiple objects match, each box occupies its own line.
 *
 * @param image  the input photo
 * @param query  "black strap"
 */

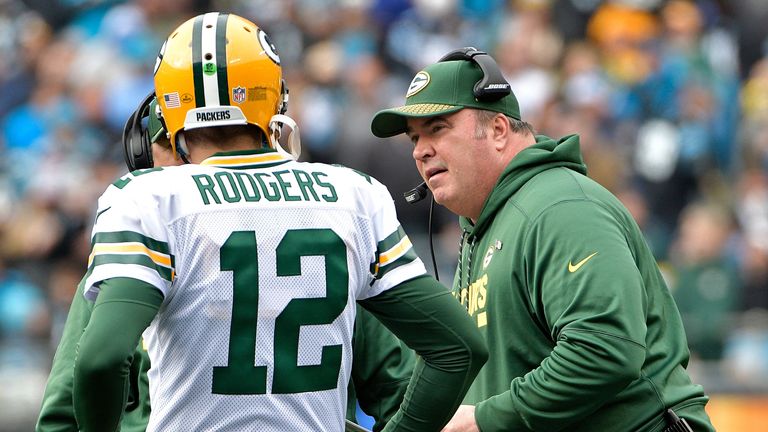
xmin=662 ymin=409 xmax=694 ymax=432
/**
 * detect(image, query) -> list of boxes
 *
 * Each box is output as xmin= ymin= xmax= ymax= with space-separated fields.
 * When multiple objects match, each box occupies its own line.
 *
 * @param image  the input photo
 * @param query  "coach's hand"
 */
xmin=441 ymin=405 xmax=479 ymax=432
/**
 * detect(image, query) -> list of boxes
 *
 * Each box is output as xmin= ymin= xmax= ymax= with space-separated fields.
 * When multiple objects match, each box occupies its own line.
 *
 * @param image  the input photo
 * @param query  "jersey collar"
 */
xmin=200 ymin=148 xmax=293 ymax=170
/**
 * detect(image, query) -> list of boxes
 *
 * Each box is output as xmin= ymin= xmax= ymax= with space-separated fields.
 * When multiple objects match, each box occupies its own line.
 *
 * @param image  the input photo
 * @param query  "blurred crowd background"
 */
xmin=1 ymin=0 xmax=767 ymax=430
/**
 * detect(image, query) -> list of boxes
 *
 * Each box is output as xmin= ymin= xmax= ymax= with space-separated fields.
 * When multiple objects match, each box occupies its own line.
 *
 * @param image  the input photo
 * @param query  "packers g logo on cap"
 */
xmin=406 ymin=71 xmax=430 ymax=97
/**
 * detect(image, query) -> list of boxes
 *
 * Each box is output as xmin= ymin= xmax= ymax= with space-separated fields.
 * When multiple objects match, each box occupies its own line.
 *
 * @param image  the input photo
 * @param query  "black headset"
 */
xmin=437 ymin=46 xmax=511 ymax=101
xmin=122 ymin=91 xmax=156 ymax=171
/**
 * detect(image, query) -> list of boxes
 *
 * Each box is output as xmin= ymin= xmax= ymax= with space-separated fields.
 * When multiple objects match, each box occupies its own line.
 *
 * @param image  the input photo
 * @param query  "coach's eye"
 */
xmin=431 ymin=124 xmax=446 ymax=134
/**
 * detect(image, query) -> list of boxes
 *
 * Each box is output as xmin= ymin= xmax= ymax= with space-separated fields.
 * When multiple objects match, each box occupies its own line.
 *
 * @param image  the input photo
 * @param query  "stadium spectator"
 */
xmin=669 ymin=201 xmax=741 ymax=361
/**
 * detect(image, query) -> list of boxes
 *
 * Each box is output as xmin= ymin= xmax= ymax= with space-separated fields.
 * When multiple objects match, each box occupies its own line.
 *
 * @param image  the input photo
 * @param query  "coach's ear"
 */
xmin=492 ymin=112 xmax=510 ymax=151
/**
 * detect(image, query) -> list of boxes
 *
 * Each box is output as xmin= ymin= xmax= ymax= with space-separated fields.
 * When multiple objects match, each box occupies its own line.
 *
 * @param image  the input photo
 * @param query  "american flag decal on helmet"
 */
xmin=164 ymin=93 xmax=181 ymax=108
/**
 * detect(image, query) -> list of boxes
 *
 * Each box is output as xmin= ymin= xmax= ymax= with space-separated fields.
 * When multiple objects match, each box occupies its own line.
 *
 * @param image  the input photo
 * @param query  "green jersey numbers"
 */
xmin=212 ymin=229 xmax=348 ymax=395
xmin=112 ymin=167 xmax=164 ymax=189
xmin=212 ymin=231 xmax=266 ymax=394
xmin=273 ymin=230 xmax=347 ymax=393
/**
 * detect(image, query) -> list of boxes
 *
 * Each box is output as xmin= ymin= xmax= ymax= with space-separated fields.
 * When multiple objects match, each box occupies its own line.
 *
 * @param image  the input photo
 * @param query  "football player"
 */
xmin=37 ymin=95 xmax=416 ymax=432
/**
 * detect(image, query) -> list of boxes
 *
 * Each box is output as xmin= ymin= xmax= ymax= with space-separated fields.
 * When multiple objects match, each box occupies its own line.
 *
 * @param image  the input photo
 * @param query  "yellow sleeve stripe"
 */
xmin=88 ymin=243 xmax=173 ymax=268
xmin=378 ymin=236 xmax=413 ymax=267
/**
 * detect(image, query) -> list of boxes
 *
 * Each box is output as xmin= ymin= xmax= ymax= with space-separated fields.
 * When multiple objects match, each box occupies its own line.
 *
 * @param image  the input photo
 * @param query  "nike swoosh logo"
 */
xmin=568 ymin=252 xmax=598 ymax=273
xmin=95 ymin=206 xmax=112 ymax=223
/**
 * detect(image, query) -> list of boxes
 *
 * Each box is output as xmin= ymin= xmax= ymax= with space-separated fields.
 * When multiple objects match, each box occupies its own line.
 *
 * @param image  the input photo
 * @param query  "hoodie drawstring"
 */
xmin=456 ymin=231 xmax=476 ymax=312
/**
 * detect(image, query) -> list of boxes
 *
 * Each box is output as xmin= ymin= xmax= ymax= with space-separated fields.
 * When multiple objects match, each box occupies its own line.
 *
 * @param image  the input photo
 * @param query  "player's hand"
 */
xmin=441 ymin=405 xmax=479 ymax=432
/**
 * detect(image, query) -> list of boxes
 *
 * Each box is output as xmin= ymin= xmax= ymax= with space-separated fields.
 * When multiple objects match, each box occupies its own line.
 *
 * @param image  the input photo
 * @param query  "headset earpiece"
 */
xmin=437 ymin=47 xmax=511 ymax=102
xmin=122 ymin=92 xmax=155 ymax=171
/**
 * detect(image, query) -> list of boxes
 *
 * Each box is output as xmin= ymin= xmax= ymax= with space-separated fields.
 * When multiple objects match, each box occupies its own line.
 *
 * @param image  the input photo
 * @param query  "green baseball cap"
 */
xmin=147 ymin=97 xmax=166 ymax=144
xmin=371 ymin=60 xmax=521 ymax=138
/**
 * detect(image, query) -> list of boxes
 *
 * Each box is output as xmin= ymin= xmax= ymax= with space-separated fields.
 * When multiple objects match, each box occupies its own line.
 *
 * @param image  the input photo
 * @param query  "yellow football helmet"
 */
xmin=153 ymin=12 xmax=288 ymax=157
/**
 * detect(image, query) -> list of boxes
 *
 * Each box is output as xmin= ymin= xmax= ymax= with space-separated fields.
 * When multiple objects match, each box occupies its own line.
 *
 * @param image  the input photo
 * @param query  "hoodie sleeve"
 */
xmin=73 ymin=278 xmax=163 ymax=432
xmin=36 ymin=276 xmax=152 ymax=432
xmin=475 ymin=199 xmax=648 ymax=432
xmin=36 ymin=278 xmax=93 ymax=432
xmin=349 ymin=306 xmax=415 ymax=431
xmin=359 ymin=275 xmax=488 ymax=431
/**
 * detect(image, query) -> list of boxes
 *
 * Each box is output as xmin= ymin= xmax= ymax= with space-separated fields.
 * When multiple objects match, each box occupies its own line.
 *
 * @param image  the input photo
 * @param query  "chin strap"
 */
xmin=269 ymin=114 xmax=301 ymax=160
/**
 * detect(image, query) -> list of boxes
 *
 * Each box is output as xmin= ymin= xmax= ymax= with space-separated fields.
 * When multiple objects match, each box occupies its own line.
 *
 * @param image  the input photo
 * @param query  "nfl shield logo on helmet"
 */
xmin=232 ymin=86 xmax=246 ymax=104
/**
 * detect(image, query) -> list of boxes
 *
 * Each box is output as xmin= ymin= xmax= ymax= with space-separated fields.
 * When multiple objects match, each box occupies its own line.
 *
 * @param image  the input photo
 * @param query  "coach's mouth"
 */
xmin=425 ymin=167 xmax=447 ymax=183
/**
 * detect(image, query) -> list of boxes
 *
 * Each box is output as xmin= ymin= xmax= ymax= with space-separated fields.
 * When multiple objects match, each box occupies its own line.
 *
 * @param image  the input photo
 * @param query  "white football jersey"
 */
xmin=84 ymin=149 xmax=426 ymax=431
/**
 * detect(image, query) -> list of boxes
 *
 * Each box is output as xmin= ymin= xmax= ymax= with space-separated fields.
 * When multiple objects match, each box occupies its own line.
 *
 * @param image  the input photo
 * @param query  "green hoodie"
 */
xmin=454 ymin=135 xmax=714 ymax=431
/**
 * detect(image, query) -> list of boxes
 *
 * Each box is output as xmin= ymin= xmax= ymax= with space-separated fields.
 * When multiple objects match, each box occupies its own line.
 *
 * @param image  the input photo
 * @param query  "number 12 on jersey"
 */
xmin=212 ymin=229 xmax=349 ymax=395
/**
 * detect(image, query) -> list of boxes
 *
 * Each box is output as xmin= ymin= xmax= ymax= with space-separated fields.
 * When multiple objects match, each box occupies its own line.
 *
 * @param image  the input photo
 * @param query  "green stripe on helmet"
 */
xmin=192 ymin=14 xmax=205 ymax=107
xmin=216 ymin=13 xmax=230 ymax=105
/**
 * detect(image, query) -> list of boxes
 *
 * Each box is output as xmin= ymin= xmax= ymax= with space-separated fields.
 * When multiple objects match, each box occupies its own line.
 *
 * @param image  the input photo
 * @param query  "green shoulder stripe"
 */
xmin=86 ymin=231 xmax=175 ymax=282
xmin=373 ymin=226 xmax=417 ymax=279
xmin=332 ymin=164 xmax=372 ymax=183
xmin=377 ymin=226 xmax=408 ymax=252
xmin=92 ymin=231 xmax=171 ymax=256
xmin=375 ymin=252 xmax=418 ymax=279
xmin=112 ymin=167 xmax=164 ymax=189
xmin=86 ymin=254 xmax=174 ymax=282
